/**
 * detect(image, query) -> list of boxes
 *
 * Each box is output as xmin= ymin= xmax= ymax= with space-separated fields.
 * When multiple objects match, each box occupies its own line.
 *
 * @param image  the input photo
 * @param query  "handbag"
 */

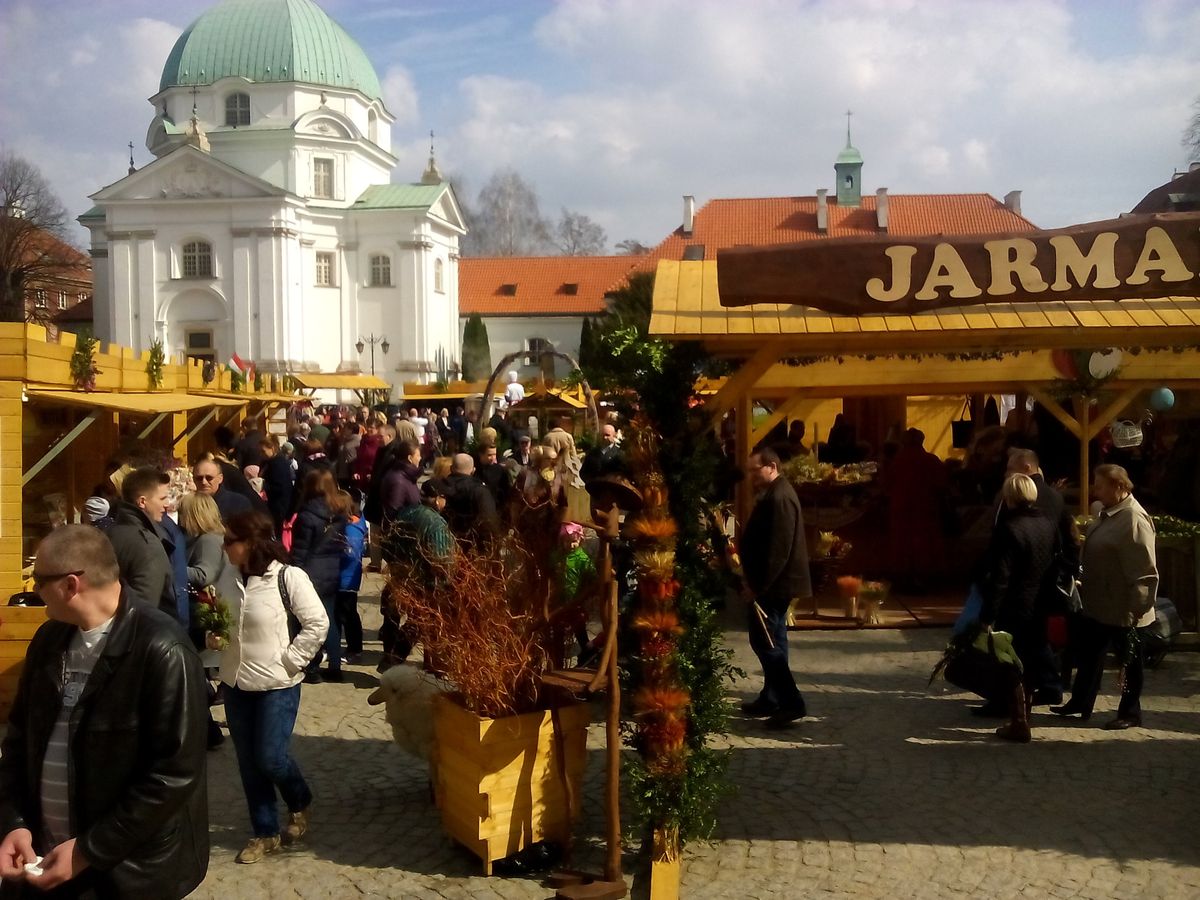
xmin=941 ymin=630 xmax=1019 ymax=699
xmin=1110 ymin=420 xmax=1143 ymax=449
xmin=951 ymin=399 xmax=974 ymax=449
xmin=952 ymin=583 xmax=983 ymax=637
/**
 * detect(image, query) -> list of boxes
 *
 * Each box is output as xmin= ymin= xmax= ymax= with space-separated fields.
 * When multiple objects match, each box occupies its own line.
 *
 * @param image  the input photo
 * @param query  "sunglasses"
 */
xmin=33 ymin=569 xmax=84 ymax=590
xmin=194 ymin=474 xmax=217 ymax=483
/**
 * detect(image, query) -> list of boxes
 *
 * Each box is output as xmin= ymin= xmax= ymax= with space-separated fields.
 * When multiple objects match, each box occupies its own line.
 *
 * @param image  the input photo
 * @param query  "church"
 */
xmin=80 ymin=0 xmax=465 ymax=384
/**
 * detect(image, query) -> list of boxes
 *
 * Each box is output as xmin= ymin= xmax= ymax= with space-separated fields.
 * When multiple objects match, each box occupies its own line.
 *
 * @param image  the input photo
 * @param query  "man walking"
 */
xmin=740 ymin=447 xmax=811 ymax=729
xmin=106 ymin=467 xmax=176 ymax=617
xmin=0 ymin=525 xmax=209 ymax=897
xmin=193 ymin=457 xmax=252 ymax=521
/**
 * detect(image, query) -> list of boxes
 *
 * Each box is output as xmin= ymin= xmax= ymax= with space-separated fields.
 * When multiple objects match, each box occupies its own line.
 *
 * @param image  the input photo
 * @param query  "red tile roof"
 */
xmin=645 ymin=193 xmax=1038 ymax=264
xmin=459 ymin=256 xmax=644 ymax=316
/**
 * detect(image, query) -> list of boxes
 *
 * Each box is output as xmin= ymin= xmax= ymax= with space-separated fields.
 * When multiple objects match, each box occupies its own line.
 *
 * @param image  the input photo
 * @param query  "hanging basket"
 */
xmin=1110 ymin=420 xmax=1143 ymax=449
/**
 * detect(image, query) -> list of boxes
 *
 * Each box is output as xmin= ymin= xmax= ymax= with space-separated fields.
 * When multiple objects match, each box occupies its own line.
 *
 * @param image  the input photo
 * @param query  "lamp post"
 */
xmin=355 ymin=334 xmax=389 ymax=375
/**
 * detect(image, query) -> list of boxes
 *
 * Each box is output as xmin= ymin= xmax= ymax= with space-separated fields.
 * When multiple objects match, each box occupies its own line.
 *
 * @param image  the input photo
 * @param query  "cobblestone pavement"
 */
xmin=193 ymin=577 xmax=1200 ymax=899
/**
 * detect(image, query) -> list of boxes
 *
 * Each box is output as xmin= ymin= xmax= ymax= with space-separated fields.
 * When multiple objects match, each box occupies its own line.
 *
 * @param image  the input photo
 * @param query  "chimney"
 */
xmin=875 ymin=187 xmax=889 ymax=232
xmin=1003 ymin=190 xmax=1022 ymax=216
xmin=816 ymin=189 xmax=828 ymax=233
xmin=682 ymin=195 xmax=695 ymax=235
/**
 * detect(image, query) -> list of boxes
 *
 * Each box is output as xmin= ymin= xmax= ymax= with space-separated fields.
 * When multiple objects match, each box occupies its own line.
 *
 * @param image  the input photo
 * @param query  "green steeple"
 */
xmin=159 ymin=0 xmax=383 ymax=102
xmin=834 ymin=111 xmax=863 ymax=207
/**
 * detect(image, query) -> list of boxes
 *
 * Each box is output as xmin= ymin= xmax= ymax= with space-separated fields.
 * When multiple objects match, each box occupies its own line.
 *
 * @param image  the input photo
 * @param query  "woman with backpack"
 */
xmin=219 ymin=509 xmax=328 ymax=864
xmin=291 ymin=468 xmax=351 ymax=683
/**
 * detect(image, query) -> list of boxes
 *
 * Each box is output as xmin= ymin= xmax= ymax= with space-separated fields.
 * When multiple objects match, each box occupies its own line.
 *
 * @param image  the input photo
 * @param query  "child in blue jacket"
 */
xmin=338 ymin=492 xmax=369 ymax=663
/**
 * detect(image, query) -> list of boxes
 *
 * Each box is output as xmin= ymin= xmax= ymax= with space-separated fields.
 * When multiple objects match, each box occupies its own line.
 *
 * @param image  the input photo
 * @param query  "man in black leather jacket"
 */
xmin=0 ymin=525 xmax=209 ymax=898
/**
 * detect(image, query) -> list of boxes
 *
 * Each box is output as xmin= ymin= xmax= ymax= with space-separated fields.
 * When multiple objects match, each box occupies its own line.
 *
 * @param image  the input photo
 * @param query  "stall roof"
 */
xmin=648 ymin=260 xmax=1200 ymax=353
xmin=27 ymin=390 xmax=246 ymax=415
xmin=291 ymin=374 xmax=390 ymax=390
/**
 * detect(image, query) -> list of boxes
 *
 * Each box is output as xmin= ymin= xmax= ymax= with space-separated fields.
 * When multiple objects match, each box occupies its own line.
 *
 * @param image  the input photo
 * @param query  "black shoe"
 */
xmin=970 ymin=701 xmax=1009 ymax=719
xmin=764 ymin=706 xmax=806 ymax=730
xmin=1030 ymin=689 xmax=1063 ymax=707
xmin=303 ymin=671 xmax=323 ymax=685
xmin=1049 ymin=703 xmax=1091 ymax=721
xmin=740 ymin=697 xmax=779 ymax=717
xmin=1103 ymin=716 xmax=1141 ymax=730
xmin=322 ymin=668 xmax=344 ymax=683
xmin=207 ymin=721 xmax=225 ymax=750
xmin=344 ymin=653 xmax=363 ymax=665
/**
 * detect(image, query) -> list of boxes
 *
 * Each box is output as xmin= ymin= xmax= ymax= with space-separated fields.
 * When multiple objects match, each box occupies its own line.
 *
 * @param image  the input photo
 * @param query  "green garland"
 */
xmin=69 ymin=329 xmax=101 ymax=392
xmin=146 ymin=339 xmax=165 ymax=389
xmin=1153 ymin=515 xmax=1200 ymax=539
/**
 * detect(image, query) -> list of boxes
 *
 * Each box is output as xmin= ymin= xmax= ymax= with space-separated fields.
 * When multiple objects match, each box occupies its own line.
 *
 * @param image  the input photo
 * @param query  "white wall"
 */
xmin=467 ymin=316 xmax=586 ymax=371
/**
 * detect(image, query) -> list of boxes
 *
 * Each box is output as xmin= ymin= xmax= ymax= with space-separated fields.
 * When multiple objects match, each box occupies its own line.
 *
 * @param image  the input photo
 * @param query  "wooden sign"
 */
xmin=716 ymin=212 xmax=1200 ymax=314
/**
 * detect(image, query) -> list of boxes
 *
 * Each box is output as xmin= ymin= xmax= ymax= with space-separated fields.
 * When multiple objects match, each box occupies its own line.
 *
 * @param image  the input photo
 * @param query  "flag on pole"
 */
xmin=228 ymin=353 xmax=255 ymax=383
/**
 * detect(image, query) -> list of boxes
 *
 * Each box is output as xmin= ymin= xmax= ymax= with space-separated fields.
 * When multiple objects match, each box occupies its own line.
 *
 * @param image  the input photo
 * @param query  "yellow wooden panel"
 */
xmin=858 ymin=317 xmax=888 ymax=332
xmin=831 ymin=316 xmax=861 ymax=333
xmin=803 ymin=315 xmax=834 ymax=334
xmin=727 ymin=310 xmax=756 ymax=335
xmin=700 ymin=260 xmax=726 ymax=335
xmin=751 ymin=304 xmax=782 ymax=335
xmin=778 ymin=311 xmax=808 ymax=334
xmin=911 ymin=316 xmax=941 ymax=332
xmin=1100 ymin=309 xmax=1136 ymax=327
xmin=884 ymin=316 xmax=915 ymax=331
xmin=0 ymin=641 xmax=32 ymax=659
xmin=673 ymin=261 xmax=705 ymax=336
xmin=1043 ymin=309 xmax=1078 ymax=327
xmin=1179 ymin=306 xmax=1200 ymax=327
xmin=963 ymin=312 xmax=996 ymax=330
xmin=1074 ymin=310 xmax=1108 ymax=327
xmin=1016 ymin=309 xmax=1051 ymax=327
xmin=1125 ymin=309 xmax=1164 ymax=327
xmin=935 ymin=313 xmax=968 ymax=331
xmin=0 ymin=623 xmax=40 ymax=640
xmin=1154 ymin=307 xmax=1191 ymax=326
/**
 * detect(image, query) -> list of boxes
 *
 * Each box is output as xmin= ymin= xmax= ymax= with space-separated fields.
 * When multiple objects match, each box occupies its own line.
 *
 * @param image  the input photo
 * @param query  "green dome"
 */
xmin=836 ymin=144 xmax=863 ymax=165
xmin=159 ymin=0 xmax=382 ymax=102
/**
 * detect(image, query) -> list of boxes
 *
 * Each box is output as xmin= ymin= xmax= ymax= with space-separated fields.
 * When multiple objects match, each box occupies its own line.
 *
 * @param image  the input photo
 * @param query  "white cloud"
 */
xmin=382 ymin=65 xmax=420 ymax=126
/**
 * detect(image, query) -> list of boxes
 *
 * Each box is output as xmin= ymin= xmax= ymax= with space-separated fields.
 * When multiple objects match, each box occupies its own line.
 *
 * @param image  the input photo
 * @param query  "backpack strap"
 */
xmin=277 ymin=564 xmax=293 ymax=614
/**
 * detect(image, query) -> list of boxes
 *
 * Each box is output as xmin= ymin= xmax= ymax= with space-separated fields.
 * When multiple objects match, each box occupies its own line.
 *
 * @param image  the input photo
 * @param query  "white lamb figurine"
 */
xmin=366 ymin=663 xmax=440 ymax=762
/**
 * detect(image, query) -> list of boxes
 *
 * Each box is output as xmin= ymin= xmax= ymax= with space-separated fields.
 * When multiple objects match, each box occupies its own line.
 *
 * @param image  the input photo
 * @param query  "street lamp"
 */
xmin=355 ymin=334 xmax=389 ymax=374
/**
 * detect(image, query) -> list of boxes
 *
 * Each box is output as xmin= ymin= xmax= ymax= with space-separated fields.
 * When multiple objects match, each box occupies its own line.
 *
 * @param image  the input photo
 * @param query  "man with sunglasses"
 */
xmin=105 ymin=467 xmax=177 ymax=618
xmin=0 ymin=525 xmax=209 ymax=897
xmin=192 ymin=457 xmax=251 ymax=522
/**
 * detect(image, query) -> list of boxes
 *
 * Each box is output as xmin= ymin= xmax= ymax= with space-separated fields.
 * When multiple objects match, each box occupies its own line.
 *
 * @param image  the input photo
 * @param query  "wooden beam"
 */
xmin=734 ymin=392 xmax=753 ymax=533
xmin=1027 ymin=387 xmax=1082 ymax=439
xmin=24 ymin=413 xmax=97 ymax=486
xmin=1085 ymin=387 xmax=1142 ymax=442
xmin=1074 ymin=394 xmax=1091 ymax=515
xmin=705 ymin=344 xmax=783 ymax=422
xmin=750 ymin=393 xmax=813 ymax=448
xmin=175 ymin=408 xmax=219 ymax=446
xmin=136 ymin=412 xmax=168 ymax=440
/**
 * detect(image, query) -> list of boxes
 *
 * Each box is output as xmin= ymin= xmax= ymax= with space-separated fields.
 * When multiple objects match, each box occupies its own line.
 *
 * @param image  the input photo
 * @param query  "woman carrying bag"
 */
xmin=219 ymin=509 xmax=329 ymax=865
xmin=179 ymin=492 xmax=241 ymax=749
xmin=291 ymin=468 xmax=351 ymax=683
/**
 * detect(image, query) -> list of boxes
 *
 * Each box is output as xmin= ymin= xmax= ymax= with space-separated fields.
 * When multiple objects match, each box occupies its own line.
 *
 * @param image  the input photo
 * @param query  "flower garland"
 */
xmin=146 ymin=339 xmax=165 ymax=389
xmin=69 ymin=329 xmax=101 ymax=392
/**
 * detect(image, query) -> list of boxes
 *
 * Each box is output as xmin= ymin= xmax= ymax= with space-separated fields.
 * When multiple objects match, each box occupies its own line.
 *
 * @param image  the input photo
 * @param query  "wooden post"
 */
xmin=1074 ymin=394 xmax=1090 ymax=515
xmin=735 ymin=392 xmax=753 ymax=534
xmin=0 ymin=382 xmax=25 ymax=597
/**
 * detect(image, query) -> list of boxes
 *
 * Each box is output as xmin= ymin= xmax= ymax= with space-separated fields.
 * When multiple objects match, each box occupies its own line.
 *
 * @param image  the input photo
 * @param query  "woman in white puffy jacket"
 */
xmin=219 ymin=510 xmax=329 ymax=865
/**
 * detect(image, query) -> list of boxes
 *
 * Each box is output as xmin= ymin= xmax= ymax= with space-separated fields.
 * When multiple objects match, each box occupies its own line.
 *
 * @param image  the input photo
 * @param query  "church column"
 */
xmin=133 ymin=231 xmax=156 ymax=351
xmin=106 ymin=233 xmax=136 ymax=348
xmin=340 ymin=241 xmax=359 ymax=370
xmin=293 ymin=238 xmax=314 ymax=371
xmin=230 ymin=228 xmax=255 ymax=361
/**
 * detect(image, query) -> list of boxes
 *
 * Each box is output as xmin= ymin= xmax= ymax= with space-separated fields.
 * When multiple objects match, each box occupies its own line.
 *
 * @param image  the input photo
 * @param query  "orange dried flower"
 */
xmin=632 ymin=609 xmax=682 ymax=636
xmin=638 ymin=578 xmax=680 ymax=604
xmin=633 ymin=686 xmax=691 ymax=715
xmin=640 ymin=715 xmax=687 ymax=752
xmin=625 ymin=516 xmax=678 ymax=544
xmin=836 ymin=575 xmax=863 ymax=599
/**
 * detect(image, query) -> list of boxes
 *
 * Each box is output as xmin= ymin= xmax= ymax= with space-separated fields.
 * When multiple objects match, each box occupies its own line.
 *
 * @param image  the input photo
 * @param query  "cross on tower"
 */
xmin=845 ymin=109 xmax=853 ymax=145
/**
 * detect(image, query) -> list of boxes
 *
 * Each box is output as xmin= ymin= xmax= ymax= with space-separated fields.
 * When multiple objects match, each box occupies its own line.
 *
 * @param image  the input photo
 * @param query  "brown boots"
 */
xmin=995 ymin=681 xmax=1032 ymax=743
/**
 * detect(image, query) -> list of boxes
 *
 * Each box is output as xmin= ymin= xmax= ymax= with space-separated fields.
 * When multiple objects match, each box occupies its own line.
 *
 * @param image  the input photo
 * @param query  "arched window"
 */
xmin=225 ymin=92 xmax=250 ymax=127
xmin=367 ymin=109 xmax=378 ymax=144
xmin=434 ymin=257 xmax=445 ymax=293
xmin=369 ymin=254 xmax=391 ymax=287
xmin=182 ymin=241 xmax=214 ymax=278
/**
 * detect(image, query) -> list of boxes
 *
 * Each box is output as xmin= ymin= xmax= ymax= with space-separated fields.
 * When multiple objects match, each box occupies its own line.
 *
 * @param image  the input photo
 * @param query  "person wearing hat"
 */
xmin=83 ymin=497 xmax=114 ymax=531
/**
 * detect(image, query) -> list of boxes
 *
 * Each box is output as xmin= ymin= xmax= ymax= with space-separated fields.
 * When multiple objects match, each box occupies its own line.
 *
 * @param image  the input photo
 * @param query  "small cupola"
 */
xmin=834 ymin=111 xmax=862 ymax=208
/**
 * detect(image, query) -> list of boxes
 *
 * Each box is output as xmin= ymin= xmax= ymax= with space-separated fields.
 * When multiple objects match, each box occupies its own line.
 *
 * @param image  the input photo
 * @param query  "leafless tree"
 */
xmin=1185 ymin=95 xmax=1200 ymax=160
xmin=0 ymin=149 xmax=78 ymax=322
xmin=615 ymin=238 xmax=650 ymax=256
xmin=554 ymin=208 xmax=607 ymax=256
xmin=463 ymin=168 xmax=551 ymax=256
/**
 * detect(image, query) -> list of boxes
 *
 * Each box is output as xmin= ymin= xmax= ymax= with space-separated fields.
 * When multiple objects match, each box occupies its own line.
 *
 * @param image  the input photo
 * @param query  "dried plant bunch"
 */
xmin=625 ymin=516 xmax=679 ymax=545
xmin=633 ymin=686 xmax=691 ymax=716
xmin=632 ymin=609 xmax=683 ymax=637
xmin=633 ymin=549 xmax=677 ymax=581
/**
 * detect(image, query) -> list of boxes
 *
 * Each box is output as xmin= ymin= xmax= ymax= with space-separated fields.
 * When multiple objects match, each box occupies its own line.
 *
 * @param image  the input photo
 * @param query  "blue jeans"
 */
xmin=224 ymin=684 xmax=312 ymax=837
xmin=307 ymin=591 xmax=341 ymax=674
xmin=748 ymin=597 xmax=805 ymax=712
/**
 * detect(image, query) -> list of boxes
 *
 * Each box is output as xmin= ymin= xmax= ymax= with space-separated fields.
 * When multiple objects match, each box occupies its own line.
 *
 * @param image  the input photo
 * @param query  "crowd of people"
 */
xmin=0 ymin=395 xmax=631 ymax=892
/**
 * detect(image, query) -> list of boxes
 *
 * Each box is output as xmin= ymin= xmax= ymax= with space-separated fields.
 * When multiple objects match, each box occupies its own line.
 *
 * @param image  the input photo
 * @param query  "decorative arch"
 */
xmin=479 ymin=349 xmax=600 ymax=439
xmin=293 ymin=108 xmax=360 ymax=141
xmin=157 ymin=287 xmax=232 ymax=366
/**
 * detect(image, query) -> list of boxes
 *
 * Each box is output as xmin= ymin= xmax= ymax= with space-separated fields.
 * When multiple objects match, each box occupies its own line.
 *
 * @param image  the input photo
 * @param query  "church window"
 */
xmin=316 ymin=251 xmax=335 ymax=286
xmin=57 ymin=291 xmax=67 ymax=310
xmin=34 ymin=290 xmax=46 ymax=308
xmin=313 ymin=158 xmax=334 ymax=199
xmin=434 ymin=258 xmax=444 ymax=293
xmin=182 ymin=241 xmax=214 ymax=278
xmin=369 ymin=255 xmax=391 ymax=287
xmin=185 ymin=330 xmax=215 ymax=364
xmin=225 ymin=92 xmax=251 ymax=127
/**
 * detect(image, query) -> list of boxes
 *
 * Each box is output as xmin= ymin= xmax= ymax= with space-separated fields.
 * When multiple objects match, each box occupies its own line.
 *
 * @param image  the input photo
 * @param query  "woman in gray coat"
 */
xmin=1052 ymin=464 xmax=1158 ymax=729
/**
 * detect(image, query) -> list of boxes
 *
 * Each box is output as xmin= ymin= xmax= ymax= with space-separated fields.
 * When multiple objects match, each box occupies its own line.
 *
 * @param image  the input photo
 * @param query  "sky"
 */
xmin=2 ymin=0 xmax=1198 ymax=250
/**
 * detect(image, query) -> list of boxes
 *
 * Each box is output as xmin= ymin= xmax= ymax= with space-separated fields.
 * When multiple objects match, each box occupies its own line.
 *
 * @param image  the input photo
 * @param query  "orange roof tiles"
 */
xmin=460 ymin=256 xmax=643 ymax=316
xmin=644 ymin=193 xmax=1037 ymax=265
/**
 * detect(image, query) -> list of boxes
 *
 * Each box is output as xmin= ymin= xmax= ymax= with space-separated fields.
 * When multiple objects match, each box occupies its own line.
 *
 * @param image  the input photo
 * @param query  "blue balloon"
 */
xmin=1149 ymin=387 xmax=1175 ymax=412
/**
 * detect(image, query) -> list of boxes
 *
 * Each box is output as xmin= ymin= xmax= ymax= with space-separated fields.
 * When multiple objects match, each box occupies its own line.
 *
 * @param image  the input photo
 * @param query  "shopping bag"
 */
xmin=941 ymin=631 xmax=1020 ymax=699
xmin=952 ymin=583 xmax=983 ymax=637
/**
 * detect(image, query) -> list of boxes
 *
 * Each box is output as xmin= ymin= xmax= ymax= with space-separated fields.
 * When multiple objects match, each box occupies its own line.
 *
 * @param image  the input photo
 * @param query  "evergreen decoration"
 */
xmin=581 ymin=271 xmax=741 ymax=847
xmin=201 ymin=359 xmax=216 ymax=385
xmin=461 ymin=314 xmax=493 ymax=381
xmin=146 ymin=339 xmax=165 ymax=389
xmin=1153 ymin=514 xmax=1200 ymax=539
xmin=230 ymin=370 xmax=243 ymax=392
xmin=69 ymin=328 xmax=101 ymax=392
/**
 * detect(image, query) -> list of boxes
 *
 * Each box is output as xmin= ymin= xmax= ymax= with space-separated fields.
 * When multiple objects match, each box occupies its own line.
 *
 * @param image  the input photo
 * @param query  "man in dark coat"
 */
xmin=581 ymin=423 xmax=628 ymax=485
xmin=105 ymin=467 xmax=176 ymax=617
xmin=739 ymin=447 xmax=811 ymax=729
xmin=363 ymin=424 xmax=399 ymax=572
xmin=0 ymin=525 xmax=208 ymax=898
xmin=192 ymin=457 xmax=252 ymax=522
xmin=443 ymin=453 xmax=500 ymax=549
xmin=474 ymin=444 xmax=512 ymax=517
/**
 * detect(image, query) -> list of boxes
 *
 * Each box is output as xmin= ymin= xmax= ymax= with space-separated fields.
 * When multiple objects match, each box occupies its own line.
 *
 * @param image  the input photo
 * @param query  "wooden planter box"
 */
xmin=431 ymin=693 xmax=591 ymax=874
xmin=0 ymin=607 xmax=48 ymax=722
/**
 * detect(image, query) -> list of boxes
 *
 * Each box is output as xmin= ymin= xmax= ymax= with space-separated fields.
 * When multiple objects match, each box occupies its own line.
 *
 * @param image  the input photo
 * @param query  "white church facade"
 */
xmin=80 ymin=0 xmax=464 ymax=388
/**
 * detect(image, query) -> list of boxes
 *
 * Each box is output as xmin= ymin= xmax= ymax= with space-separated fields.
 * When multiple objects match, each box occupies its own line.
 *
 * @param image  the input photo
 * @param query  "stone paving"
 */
xmin=193 ymin=576 xmax=1200 ymax=899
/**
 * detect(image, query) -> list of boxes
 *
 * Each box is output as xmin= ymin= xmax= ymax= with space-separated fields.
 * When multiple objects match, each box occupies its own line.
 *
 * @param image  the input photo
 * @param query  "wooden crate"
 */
xmin=0 ymin=607 xmax=48 ymax=722
xmin=431 ymin=694 xmax=591 ymax=874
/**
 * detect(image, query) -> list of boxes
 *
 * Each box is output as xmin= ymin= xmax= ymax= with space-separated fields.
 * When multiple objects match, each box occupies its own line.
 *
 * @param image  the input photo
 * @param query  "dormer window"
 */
xmin=499 ymin=283 xmax=517 ymax=296
xmin=562 ymin=283 xmax=579 ymax=295
xmin=313 ymin=158 xmax=333 ymax=199
xmin=225 ymin=92 xmax=250 ymax=127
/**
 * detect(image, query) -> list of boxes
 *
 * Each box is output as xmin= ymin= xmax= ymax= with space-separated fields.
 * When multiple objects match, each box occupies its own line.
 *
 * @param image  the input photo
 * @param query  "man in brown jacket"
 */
xmin=739 ymin=447 xmax=812 ymax=729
